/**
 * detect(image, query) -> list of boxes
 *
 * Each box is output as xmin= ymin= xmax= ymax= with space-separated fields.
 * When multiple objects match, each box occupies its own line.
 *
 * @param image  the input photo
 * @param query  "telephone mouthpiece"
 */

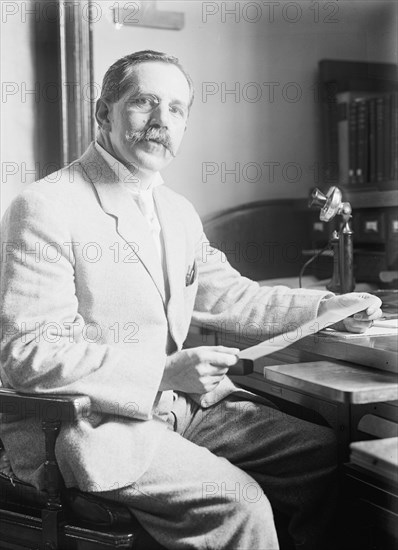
xmin=309 ymin=188 xmax=327 ymax=209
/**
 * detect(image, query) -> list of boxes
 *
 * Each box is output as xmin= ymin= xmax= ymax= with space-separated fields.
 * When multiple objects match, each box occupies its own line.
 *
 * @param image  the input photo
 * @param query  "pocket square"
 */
xmin=185 ymin=262 xmax=197 ymax=286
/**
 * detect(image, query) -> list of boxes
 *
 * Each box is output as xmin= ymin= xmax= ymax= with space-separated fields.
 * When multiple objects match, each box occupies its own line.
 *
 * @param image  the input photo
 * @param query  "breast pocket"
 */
xmin=185 ymin=260 xmax=198 ymax=288
xmin=183 ymin=261 xmax=199 ymax=323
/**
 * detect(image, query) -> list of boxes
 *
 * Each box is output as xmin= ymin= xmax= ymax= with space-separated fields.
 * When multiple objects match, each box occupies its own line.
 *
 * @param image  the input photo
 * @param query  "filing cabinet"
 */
xmin=353 ymin=209 xmax=386 ymax=244
xmin=308 ymin=206 xmax=398 ymax=284
xmin=354 ymin=250 xmax=388 ymax=283
xmin=308 ymin=211 xmax=337 ymax=245
xmin=386 ymin=209 xmax=398 ymax=268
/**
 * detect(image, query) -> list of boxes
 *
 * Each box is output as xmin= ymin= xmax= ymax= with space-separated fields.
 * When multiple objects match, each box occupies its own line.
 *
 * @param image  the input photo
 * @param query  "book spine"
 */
xmin=390 ymin=92 xmax=398 ymax=181
xmin=376 ymin=97 xmax=385 ymax=182
xmin=348 ymin=101 xmax=358 ymax=185
xmin=368 ymin=98 xmax=377 ymax=183
xmin=356 ymin=99 xmax=369 ymax=185
xmin=384 ymin=94 xmax=391 ymax=183
xmin=337 ymin=100 xmax=349 ymax=185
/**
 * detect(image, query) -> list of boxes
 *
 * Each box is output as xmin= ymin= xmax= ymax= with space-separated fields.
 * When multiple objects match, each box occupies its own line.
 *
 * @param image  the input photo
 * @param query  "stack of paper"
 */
xmin=321 ymin=321 xmax=398 ymax=338
xmin=350 ymin=438 xmax=398 ymax=484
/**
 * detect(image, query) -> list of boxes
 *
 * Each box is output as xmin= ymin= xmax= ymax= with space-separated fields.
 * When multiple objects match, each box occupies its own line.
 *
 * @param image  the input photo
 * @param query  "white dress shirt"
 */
xmin=94 ymin=142 xmax=169 ymax=302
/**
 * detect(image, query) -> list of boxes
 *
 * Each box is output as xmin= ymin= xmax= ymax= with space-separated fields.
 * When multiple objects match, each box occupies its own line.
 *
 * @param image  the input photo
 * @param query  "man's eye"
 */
xmin=131 ymin=96 xmax=156 ymax=109
xmin=134 ymin=97 xmax=150 ymax=105
xmin=170 ymin=105 xmax=186 ymax=118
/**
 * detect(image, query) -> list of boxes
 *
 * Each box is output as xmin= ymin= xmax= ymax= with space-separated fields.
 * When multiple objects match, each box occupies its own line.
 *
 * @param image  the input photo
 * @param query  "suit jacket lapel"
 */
xmin=79 ymin=144 xmax=166 ymax=304
xmin=154 ymin=187 xmax=186 ymax=339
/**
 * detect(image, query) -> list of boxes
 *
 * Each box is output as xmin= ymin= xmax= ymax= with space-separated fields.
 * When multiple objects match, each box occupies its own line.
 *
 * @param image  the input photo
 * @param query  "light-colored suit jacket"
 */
xmin=0 ymin=143 xmax=331 ymax=492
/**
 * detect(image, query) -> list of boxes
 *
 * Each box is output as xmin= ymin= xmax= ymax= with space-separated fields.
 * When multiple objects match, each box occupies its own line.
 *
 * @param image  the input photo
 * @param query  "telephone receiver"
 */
xmin=309 ymin=186 xmax=351 ymax=221
xmin=309 ymin=186 xmax=355 ymax=294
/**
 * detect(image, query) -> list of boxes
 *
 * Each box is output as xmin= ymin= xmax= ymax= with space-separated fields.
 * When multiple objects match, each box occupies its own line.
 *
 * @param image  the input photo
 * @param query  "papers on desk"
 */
xmin=321 ymin=320 xmax=398 ymax=339
xmin=239 ymin=294 xmax=382 ymax=363
xmin=350 ymin=438 xmax=398 ymax=484
xmin=258 ymin=276 xmax=376 ymax=293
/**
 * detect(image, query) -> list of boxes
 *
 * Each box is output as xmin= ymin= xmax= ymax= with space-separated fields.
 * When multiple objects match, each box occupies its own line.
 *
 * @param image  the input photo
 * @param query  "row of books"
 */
xmin=337 ymin=91 xmax=398 ymax=185
xmin=319 ymin=60 xmax=398 ymax=187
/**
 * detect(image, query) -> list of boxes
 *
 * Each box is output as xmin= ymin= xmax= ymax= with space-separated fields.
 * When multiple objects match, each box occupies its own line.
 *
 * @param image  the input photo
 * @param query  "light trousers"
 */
xmin=97 ymin=392 xmax=338 ymax=550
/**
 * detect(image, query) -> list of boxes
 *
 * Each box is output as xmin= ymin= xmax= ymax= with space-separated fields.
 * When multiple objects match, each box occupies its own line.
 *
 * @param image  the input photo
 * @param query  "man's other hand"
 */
xmin=160 ymin=346 xmax=240 ymax=394
xmin=322 ymin=292 xmax=383 ymax=333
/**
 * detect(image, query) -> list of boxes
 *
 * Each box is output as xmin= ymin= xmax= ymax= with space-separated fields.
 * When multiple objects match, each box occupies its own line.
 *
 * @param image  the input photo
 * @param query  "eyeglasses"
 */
xmin=128 ymin=94 xmax=188 ymax=120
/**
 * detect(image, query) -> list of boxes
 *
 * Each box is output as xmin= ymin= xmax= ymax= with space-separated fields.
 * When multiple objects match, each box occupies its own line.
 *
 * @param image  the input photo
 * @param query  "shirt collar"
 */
xmin=94 ymin=141 xmax=164 ymax=193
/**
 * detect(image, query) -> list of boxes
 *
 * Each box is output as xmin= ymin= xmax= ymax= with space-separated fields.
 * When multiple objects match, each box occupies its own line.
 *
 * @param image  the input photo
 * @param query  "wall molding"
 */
xmin=59 ymin=0 xmax=94 ymax=165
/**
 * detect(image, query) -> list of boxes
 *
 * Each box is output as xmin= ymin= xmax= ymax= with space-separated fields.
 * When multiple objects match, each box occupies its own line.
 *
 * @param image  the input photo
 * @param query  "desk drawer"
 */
xmin=387 ymin=209 xmax=398 ymax=239
xmin=351 ymin=402 xmax=398 ymax=442
xmin=356 ymin=414 xmax=398 ymax=439
xmin=387 ymin=209 xmax=398 ymax=267
xmin=354 ymin=210 xmax=386 ymax=244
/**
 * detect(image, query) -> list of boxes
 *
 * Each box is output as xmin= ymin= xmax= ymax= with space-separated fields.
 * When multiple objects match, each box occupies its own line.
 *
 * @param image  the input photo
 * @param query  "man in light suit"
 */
xmin=0 ymin=51 xmax=382 ymax=550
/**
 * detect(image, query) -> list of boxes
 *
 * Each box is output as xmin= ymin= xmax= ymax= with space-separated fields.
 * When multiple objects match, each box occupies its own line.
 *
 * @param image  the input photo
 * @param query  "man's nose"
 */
xmin=149 ymin=103 xmax=170 ymax=128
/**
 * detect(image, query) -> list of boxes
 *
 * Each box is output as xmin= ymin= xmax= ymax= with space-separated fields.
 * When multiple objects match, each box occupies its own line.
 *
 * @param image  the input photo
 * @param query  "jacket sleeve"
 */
xmin=190 ymin=208 xmax=333 ymax=341
xmin=0 ymin=191 xmax=165 ymax=420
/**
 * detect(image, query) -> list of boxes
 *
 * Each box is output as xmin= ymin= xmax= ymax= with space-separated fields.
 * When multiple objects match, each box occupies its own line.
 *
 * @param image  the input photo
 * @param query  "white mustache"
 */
xmin=126 ymin=127 xmax=175 ymax=157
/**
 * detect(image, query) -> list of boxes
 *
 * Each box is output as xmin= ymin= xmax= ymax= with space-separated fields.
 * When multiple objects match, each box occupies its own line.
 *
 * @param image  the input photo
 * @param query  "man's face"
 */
xmin=106 ymin=62 xmax=190 ymax=174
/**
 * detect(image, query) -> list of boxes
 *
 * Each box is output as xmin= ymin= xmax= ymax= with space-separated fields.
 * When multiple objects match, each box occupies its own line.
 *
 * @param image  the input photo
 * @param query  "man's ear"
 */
xmin=95 ymin=98 xmax=112 ymax=131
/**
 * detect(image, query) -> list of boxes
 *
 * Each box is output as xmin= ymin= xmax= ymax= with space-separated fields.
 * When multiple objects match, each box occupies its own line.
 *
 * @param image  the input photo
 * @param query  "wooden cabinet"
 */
xmin=308 ymin=193 xmax=398 ymax=283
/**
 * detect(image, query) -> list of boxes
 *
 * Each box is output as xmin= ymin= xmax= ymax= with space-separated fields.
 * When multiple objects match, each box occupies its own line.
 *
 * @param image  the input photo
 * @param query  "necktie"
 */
xmin=135 ymin=190 xmax=169 ymax=299
xmin=126 ymin=187 xmax=169 ymax=301
xmin=133 ymin=190 xmax=162 ymax=259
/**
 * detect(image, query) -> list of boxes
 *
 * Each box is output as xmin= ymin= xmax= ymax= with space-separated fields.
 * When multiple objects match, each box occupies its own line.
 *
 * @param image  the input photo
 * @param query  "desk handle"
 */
xmin=228 ymin=359 xmax=254 ymax=376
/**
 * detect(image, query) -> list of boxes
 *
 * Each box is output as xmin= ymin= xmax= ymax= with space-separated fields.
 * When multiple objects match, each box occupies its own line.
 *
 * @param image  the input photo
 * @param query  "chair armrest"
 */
xmin=0 ymin=389 xmax=92 ymax=521
xmin=0 ymin=388 xmax=91 ymax=423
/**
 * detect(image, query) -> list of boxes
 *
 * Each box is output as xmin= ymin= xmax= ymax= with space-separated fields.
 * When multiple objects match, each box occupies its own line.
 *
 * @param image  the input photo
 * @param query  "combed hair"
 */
xmin=99 ymin=50 xmax=194 ymax=108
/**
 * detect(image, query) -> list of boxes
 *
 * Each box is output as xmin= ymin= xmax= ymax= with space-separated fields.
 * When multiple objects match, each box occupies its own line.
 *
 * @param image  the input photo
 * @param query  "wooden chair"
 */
xmin=0 ymin=388 xmax=166 ymax=550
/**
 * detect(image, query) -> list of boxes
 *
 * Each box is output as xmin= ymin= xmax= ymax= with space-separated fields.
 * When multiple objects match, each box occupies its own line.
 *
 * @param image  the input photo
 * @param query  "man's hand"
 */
xmin=159 ymin=346 xmax=240 ymax=394
xmin=321 ymin=292 xmax=383 ymax=333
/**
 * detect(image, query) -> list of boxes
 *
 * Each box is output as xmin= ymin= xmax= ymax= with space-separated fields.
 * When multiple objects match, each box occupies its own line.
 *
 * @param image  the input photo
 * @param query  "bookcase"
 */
xmin=319 ymin=59 xmax=398 ymax=189
xmin=310 ymin=60 xmax=398 ymax=285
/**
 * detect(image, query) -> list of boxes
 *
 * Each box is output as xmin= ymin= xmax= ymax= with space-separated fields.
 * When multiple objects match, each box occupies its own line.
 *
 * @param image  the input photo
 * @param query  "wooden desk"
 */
xmin=186 ymin=324 xmax=398 ymax=453
xmin=263 ymin=361 xmax=398 ymax=405
xmin=293 ymin=331 xmax=397 ymax=374
xmin=185 ymin=324 xmax=398 ymax=548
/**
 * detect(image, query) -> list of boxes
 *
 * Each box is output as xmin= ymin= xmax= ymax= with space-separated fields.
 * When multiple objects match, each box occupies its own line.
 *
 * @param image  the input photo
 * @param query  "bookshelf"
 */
xmin=315 ymin=60 xmax=398 ymax=286
xmin=319 ymin=59 xmax=398 ymax=195
xmin=343 ymin=189 xmax=397 ymax=209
